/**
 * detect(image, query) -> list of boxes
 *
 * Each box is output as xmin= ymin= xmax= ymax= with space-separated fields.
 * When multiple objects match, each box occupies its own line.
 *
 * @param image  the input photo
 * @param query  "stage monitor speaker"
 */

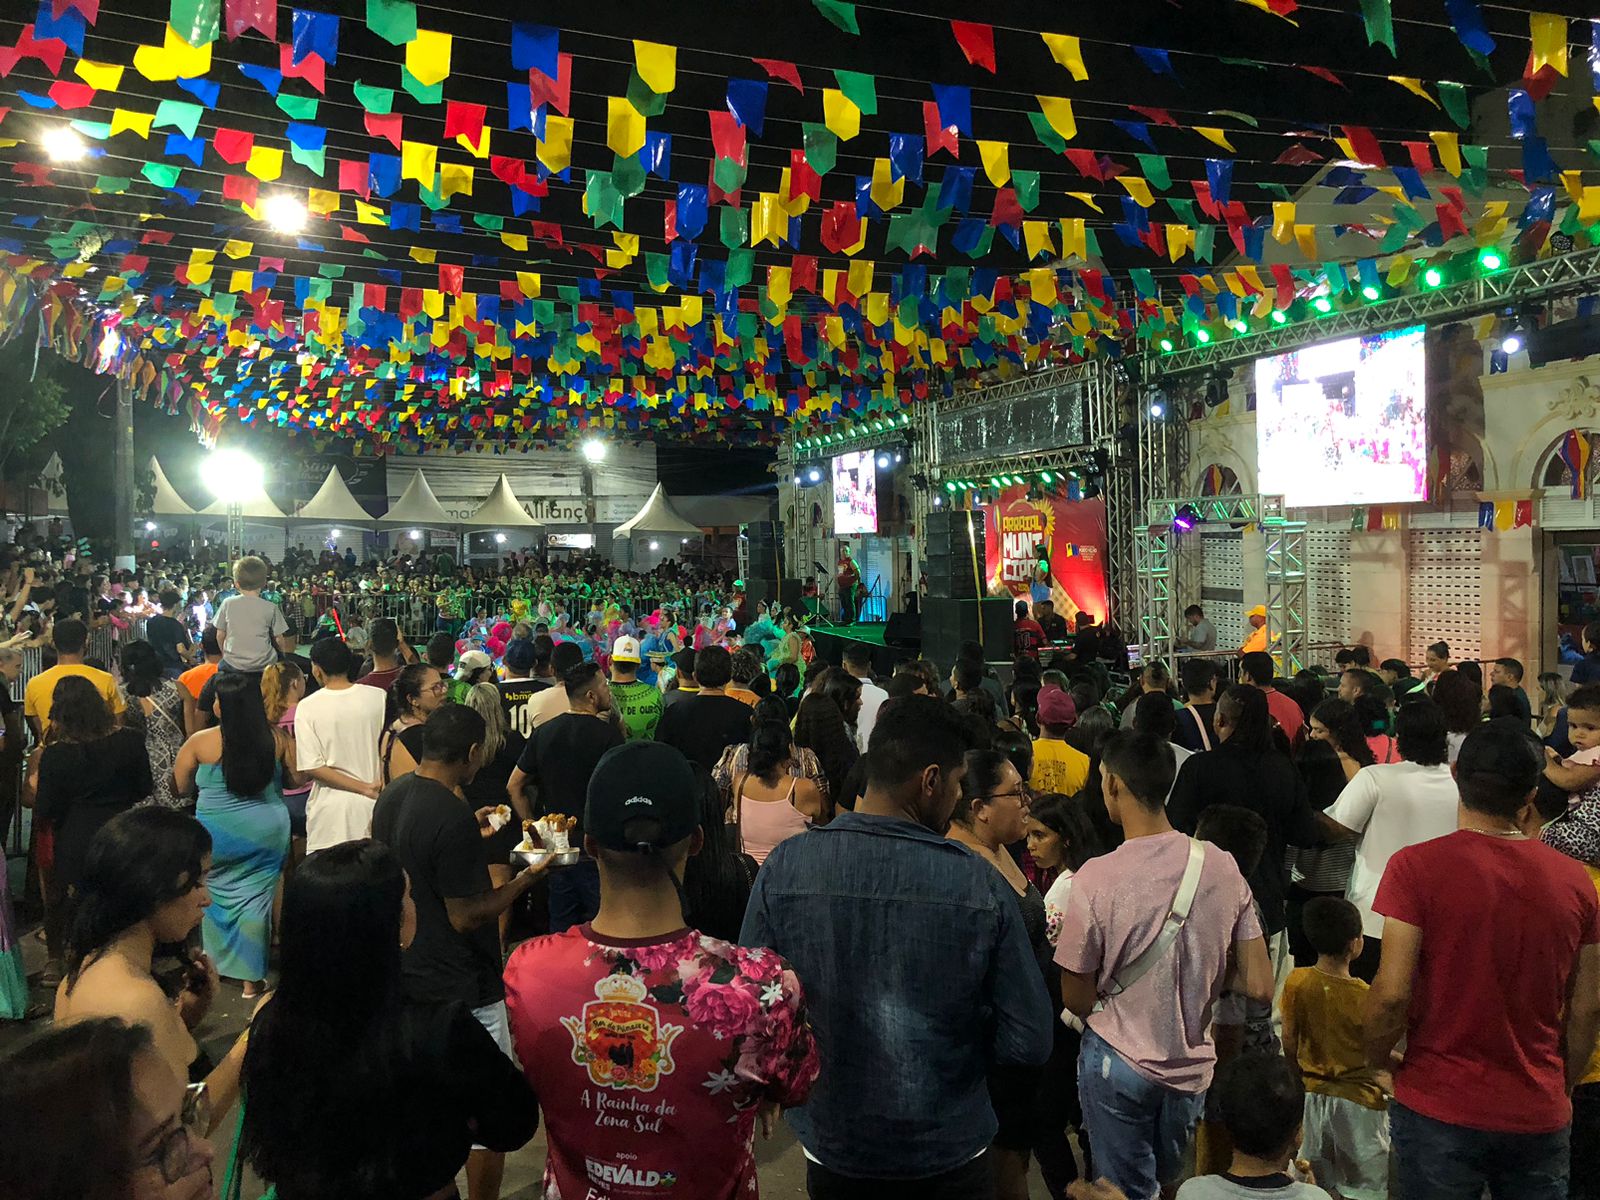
xmin=922 ymin=509 xmax=986 ymax=599
xmin=778 ymin=578 xmax=804 ymax=610
xmin=883 ymin=611 xmax=921 ymax=650
xmin=920 ymin=597 xmax=1013 ymax=663
xmin=745 ymin=520 xmax=784 ymax=605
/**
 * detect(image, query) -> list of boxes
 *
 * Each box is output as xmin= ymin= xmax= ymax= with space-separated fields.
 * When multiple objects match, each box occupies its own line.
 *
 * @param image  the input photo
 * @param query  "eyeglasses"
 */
xmin=427 ymin=681 xmax=448 ymax=692
xmin=136 ymin=1085 xmax=207 ymax=1185
xmin=979 ymin=789 xmax=1029 ymax=804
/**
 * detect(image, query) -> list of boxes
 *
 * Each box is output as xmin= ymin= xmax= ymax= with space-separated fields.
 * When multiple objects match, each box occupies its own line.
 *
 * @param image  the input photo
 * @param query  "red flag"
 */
xmin=444 ymin=101 xmax=487 ymax=143
xmin=922 ymin=101 xmax=959 ymax=157
xmin=438 ymin=264 xmax=463 ymax=295
xmin=752 ymin=57 xmax=802 ymax=92
xmin=337 ymin=157 xmax=370 ymax=199
xmin=950 ymin=20 xmax=996 ymax=72
xmin=1340 ymin=125 xmax=1387 ymax=168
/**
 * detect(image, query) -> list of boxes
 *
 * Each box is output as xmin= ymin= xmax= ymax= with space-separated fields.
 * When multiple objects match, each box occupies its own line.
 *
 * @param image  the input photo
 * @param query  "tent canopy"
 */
xmin=613 ymin=484 xmax=704 ymax=539
xmin=146 ymin=458 xmax=196 ymax=517
xmin=198 ymin=477 xmax=285 ymax=521
xmin=377 ymin=469 xmax=457 ymax=529
xmin=461 ymin=475 xmax=542 ymax=529
xmin=293 ymin=466 xmax=378 ymax=525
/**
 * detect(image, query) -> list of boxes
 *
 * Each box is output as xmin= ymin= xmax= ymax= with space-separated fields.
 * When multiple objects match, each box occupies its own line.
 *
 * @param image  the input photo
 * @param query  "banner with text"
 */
xmin=984 ymin=491 xmax=1109 ymax=624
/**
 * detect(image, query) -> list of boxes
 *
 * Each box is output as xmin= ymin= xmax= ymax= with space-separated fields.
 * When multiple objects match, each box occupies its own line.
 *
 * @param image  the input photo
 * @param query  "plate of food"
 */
xmin=510 ymin=815 xmax=581 ymax=867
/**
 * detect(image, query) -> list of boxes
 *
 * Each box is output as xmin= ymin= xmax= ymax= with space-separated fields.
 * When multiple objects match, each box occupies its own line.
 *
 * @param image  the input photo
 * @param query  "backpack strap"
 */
xmin=1093 ymin=838 xmax=1207 ymax=1012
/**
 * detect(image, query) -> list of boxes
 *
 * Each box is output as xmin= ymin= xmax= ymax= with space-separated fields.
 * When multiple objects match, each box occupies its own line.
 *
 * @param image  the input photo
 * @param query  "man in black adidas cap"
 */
xmin=503 ymin=740 xmax=819 ymax=1199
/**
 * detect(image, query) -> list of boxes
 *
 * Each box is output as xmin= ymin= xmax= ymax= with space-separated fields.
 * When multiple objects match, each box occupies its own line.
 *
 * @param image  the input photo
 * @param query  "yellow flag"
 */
xmin=822 ymin=89 xmax=860 ymax=141
xmin=422 ymin=290 xmax=445 ymax=319
xmin=134 ymin=24 xmax=212 ymax=81
xmin=1036 ymin=96 xmax=1077 ymax=142
xmin=1027 ymin=268 xmax=1058 ymax=306
xmin=1530 ymin=13 xmax=1568 ymax=76
xmin=408 ymin=246 xmax=436 ymax=264
xmin=847 ymin=259 xmax=875 ymax=298
xmin=1563 ymin=170 xmax=1585 ymax=205
xmin=110 ymin=109 xmax=154 ymax=138
xmin=1385 ymin=256 xmax=1413 ymax=287
xmin=634 ymin=40 xmax=677 ymax=93
xmin=245 ymin=146 xmax=283 ymax=181
xmin=356 ymin=201 xmax=385 ymax=225
xmin=1294 ymin=224 xmax=1318 ymax=259
xmin=1059 ymin=217 xmax=1087 ymax=260
xmin=1166 ymin=225 xmax=1192 ymax=262
xmin=1387 ymin=77 xmax=1438 ymax=107
xmin=456 ymin=127 xmax=490 ymax=159
xmin=1194 ymin=127 xmax=1236 ymax=152
xmin=1272 ymin=201 xmax=1296 ymax=242
xmin=1066 ymin=191 xmax=1102 ymax=213
xmin=606 ymin=96 xmax=646 ymax=158
xmin=538 ymin=116 xmax=573 ymax=174
xmin=500 ymin=232 xmax=528 ymax=251
xmin=517 ymin=272 xmax=541 ymax=298
xmin=440 ymin=163 xmax=474 ymax=198
xmin=865 ymin=292 xmax=889 ymax=325
xmin=1581 ymin=188 xmax=1600 ymax=226
xmin=1430 ymin=131 xmax=1461 ymax=176
xmin=1116 ymin=175 xmax=1154 ymax=207
xmin=768 ymin=266 xmax=793 ymax=307
xmin=752 ymin=193 xmax=786 ymax=246
xmin=75 ymin=60 xmax=124 ymax=91
xmin=406 ymin=30 xmax=452 ymax=86
xmin=978 ymin=140 xmax=1010 ymax=187
xmin=869 ymin=158 xmax=903 ymax=212
xmin=400 ymin=141 xmax=437 ymax=186
xmin=1040 ymin=33 xmax=1087 ymax=81
xmin=1023 ymin=221 xmax=1054 ymax=260
xmin=228 ymin=270 xmax=253 ymax=293
xmin=681 ymin=294 xmax=703 ymax=326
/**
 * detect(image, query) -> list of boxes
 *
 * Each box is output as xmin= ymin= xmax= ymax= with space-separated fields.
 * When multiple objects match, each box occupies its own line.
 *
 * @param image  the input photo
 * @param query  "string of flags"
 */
xmin=0 ymin=2 xmax=1594 ymax=449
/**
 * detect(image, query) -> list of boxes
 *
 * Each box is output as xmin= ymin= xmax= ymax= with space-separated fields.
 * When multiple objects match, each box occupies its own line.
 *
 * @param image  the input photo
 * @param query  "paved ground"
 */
xmin=1 ymin=867 xmax=1057 ymax=1199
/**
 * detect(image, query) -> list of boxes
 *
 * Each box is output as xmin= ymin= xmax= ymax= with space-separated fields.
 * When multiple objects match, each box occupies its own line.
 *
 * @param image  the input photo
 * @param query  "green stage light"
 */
xmin=1040 ymin=471 xmax=1054 ymax=484
xmin=1478 ymin=248 xmax=1503 ymax=271
xmin=1194 ymin=328 xmax=1212 ymax=344
xmin=1159 ymin=337 xmax=1175 ymax=352
xmin=1312 ymin=295 xmax=1333 ymax=314
xmin=1270 ymin=309 xmax=1288 ymax=325
xmin=1361 ymin=284 xmax=1382 ymax=301
xmin=990 ymin=476 xmax=1002 ymax=488
xmin=944 ymin=480 xmax=957 ymax=492
xmin=1421 ymin=266 xmax=1444 ymax=289
xmin=1231 ymin=319 xmax=1249 ymax=334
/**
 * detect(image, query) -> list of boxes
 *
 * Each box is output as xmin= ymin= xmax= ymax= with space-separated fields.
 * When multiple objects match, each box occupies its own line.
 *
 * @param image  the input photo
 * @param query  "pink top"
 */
xmin=277 ymin=705 xmax=311 ymax=797
xmin=736 ymin=776 xmax=810 ymax=865
xmin=1055 ymin=830 xmax=1262 ymax=1093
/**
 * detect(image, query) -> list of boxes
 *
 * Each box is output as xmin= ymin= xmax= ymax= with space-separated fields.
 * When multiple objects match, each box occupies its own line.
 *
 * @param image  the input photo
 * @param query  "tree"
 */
xmin=0 ymin=337 xmax=69 ymax=483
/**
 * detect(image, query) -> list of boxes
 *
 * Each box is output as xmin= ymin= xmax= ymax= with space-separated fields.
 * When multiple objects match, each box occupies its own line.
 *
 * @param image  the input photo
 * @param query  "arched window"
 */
xmin=1537 ymin=430 xmax=1600 ymax=494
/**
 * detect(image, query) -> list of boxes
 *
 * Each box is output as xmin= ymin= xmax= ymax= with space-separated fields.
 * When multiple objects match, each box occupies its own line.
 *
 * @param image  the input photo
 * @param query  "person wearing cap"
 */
xmin=508 ymin=661 xmax=624 ymax=932
xmin=449 ymin=648 xmax=496 ymax=706
xmin=741 ymin=695 xmax=1051 ymax=1195
xmin=656 ymin=646 xmax=756 ymax=772
xmin=1240 ymin=604 xmax=1269 ymax=655
xmin=662 ymin=646 xmax=698 ymax=709
xmin=504 ymin=740 xmax=819 ymax=1200
xmin=1031 ymin=685 xmax=1091 ymax=798
xmin=524 ymin=641 xmax=584 ymax=732
xmin=494 ymin=638 xmax=543 ymax=749
xmin=608 ymin=634 xmax=663 ymax=741
xmin=372 ymin=703 xmax=551 ymax=1200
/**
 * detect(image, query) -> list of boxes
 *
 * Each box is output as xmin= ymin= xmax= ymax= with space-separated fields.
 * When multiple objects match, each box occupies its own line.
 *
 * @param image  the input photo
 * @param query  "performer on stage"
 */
xmin=836 ymin=547 xmax=861 ymax=625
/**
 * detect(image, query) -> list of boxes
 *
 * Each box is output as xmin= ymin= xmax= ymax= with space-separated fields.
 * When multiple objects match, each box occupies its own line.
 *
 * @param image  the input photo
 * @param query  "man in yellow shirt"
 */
xmin=1030 ymin=685 xmax=1090 ymax=796
xmin=23 ymin=617 xmax=123 ymax=740
xmin=1239 ymin=604 xmax=1269 ymax=655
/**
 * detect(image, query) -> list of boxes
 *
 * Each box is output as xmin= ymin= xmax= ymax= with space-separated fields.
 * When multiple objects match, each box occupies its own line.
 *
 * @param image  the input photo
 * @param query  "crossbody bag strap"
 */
xmin=1094 ymin=838 xmax=1207 ymax=1012
xmin=1185 ymin=704 xmax=1212 ymax=752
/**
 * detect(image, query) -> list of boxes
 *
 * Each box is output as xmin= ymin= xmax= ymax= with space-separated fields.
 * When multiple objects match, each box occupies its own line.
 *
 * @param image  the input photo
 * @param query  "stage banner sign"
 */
xmin=984 ymin=490 xmax=1109 ymax=622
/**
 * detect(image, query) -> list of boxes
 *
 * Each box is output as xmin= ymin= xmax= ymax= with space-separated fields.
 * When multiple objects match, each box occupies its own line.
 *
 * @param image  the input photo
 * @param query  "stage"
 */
xmin=805 ymin=620 xmax=901 ymax=675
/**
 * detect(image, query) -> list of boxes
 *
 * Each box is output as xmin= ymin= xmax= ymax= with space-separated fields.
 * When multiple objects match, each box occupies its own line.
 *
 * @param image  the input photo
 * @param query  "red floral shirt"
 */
xmin=504 ymin=925 xmax=819 ymax=1199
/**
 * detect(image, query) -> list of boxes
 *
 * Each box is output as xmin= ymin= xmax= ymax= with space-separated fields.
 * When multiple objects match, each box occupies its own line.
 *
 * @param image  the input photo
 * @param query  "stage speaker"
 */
xmin=883 ymin=610 xmax=921 ymax=650
xmin=922 ymin=509 xmax=986 ymax=599
xmin=745 ymin=520 xmax=784 ymax=606
xmin=921 ymin=597 xmax=1013 ymax=664
xmin=778 ymin=578 xmax=804 ymax=610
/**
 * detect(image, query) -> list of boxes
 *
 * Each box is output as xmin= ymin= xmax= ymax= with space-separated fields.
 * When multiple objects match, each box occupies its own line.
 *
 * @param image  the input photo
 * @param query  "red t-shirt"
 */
xmin=1013 ymin=617 xmax=1047 ymax=660
xmin=504 ymin=925 xmax=819 ymax=1199
xmin=1375 ymin=831 xmax=1600 ymax=1133
xmin=1261 ymin=687 xmax=1306 ymax=750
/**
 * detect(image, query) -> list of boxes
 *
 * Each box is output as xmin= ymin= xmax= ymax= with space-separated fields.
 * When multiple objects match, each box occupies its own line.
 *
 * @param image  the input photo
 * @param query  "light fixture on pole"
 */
xmin=262 ymin=192 xmax=308 ymax=234
xmin=648 ymin=540 xmax=660 ymax=551
xmin=494 ymin=532 xmax=507 ymax=544
xmin=42 ymin=126 xmax=86 ymax=161
xmin=581 ymin=439 xmax=608 ymax=463
xmin=200 ymin=448 xmax=263 ymax=560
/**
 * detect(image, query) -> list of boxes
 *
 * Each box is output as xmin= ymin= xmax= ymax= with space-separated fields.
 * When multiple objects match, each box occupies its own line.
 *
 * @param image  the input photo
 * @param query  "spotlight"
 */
xmin=1421 ymin=265 xmax=1445 ymax=289
xmin=944 ymin=481 xmax=957 ymax=492
xmin=894 ymin=451 xmax=903 ymax=464
xmin=876 ymin=451 xmax=892 ymax=469
xmin=330 ymin=528 xmax=341 ymax=540
xmin=409 ymin=529 xmax=422 ymax=539
xmin=932 ymin=494 xmax=943 ymax=506
xmin=1270 ymin=309 xmax=1288 ymax=325
xmin=144 ymin=521 xmax=157 ymax=532
xmin=581 ymin=438 xmax=608 ymax=463
xmin=1172 ymin=503 xmax=1202 ymax=532
xmin=1231 ymin=319 xmax=1249 ymax=334
xmin=494 ymin=532 xmax=507 ymax=544
xmin=1039 ymin=471 xmax=1054 ymax=484
xmin=1501 ymin=327 xmax=1524 ymax=355
xmin=1361 ymin=284 xmax=1382 ymax=301
xmin=200 ymin=448 xmax=264 ymax=504
xmin=1312 ymin=296 xmax=1334 ymax=314
xmin=262 ymin=193 xmax=307 ymax=234
xmin=1204 ymin=366 xmax=1234 ymax=409
xmin=42 ymin=126 xmax=86 ymax=161
xmin=1149 ymin=401 xmax=1165 ymax=418
xmin=804 ymin=466 xmax=823 ymax=485
xmin=792 ymin=474 xmax=802 ymax=485
xmin=1194 ymin=328 xmax=1212 ymax=344
xmin=648 ymin=540 xmax=659 ymax=551
xmin=1159 ymin=337 xmax=1175 ymax=353
xmin=1478 ymin=248 xmax=1504 ymax=272
xmin=681 ymin=537 xmax=689 ymax=545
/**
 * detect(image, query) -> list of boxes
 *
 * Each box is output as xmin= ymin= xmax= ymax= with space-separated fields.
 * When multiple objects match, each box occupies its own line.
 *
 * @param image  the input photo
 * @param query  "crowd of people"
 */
xmin=0 ymin=532 xmax=1597 ymax=1200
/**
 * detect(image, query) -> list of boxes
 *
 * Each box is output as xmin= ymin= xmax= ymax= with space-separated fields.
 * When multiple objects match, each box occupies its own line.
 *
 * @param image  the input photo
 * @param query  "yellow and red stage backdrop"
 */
xmin=983 ymin=489 xmax=1109 ymax=623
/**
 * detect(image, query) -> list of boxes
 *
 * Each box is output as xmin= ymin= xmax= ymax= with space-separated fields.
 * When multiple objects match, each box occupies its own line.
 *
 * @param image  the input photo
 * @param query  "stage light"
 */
xmin=1501 ymin=329 xmax=1524 ymax=354
xmin=330 ymin=528 xmax=341 ymax=540
xmin=932 ymin=494 xmax=943 ymax=507
xmin=1039 ymin=471 xmax=1054 ymax=484
xmin=1172 ymin=502 xmax=1202 ymax=533
xmin=648 ymin=540 xmax=659 ymax=551
xmin=262 ymin=192 xmax=307 ymax=234
xmin=1149 ymin=401 xmax=1165 ymax=418
xmin=1478 ymin=248 xmax=1504 ymax=272
xmin=144 ymin=521 xmax=157 ymax=532
xmin=42 ymin=126 xmax=86 ymax=161
xmin=990 ymin=476 xmax=1003 ymax=488
xmin=804 ymin=466 xmax=823 ymax=485
xmin=1231 ymin=319 xmax=1249 ymax=334
xmin=201 ymin=447 xmax=264 ymax=504
xmin=581 ymin=438 xmax=608 ymax=463
xmin=791 ymin=474 xmax=802 ymax=485
xmin=876 ymin=451 xmax=892 ymax=469
xmin=495 ymin=532 xmax=507 ymax=544
xmin=681 ymin=537 xmax=689 ymax=544
xmin=893 ymin=451 xmax=903 ymax=464
xmin=1421 ymin=265 xmax=1445 ymax=289
xmin=1270 ymin=309 xmax=1288 ymax=325
xmin=1311 ymin=295 xmax=1333 ymax=314
xmin=409 ymin=529 xmax=421 ymax=539
xmin=1361 ymin=284 xmax=1382 ymax=302
xmin=1194 ymin=328 xmax=1212 ymax=344
xmin=1159 ymin=337 xmax=1175 ymax=353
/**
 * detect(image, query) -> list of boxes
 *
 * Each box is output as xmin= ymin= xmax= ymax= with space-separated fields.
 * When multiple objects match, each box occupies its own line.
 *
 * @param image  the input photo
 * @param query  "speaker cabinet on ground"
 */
xmin=921 ymin=597 xmax=1013 ymax=663
xmin=745 ymin=520 xmax=784 ymax=607
xmin=922 ymin=509 xmax=986 ymax=599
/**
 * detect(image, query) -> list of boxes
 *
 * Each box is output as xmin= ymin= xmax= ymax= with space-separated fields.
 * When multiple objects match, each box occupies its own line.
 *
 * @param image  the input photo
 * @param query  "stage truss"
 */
xmin=1134 ymin=493 xmax=1307 ymax=675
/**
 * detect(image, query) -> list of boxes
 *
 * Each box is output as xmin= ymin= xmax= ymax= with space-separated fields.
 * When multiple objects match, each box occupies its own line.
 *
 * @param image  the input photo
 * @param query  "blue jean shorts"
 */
xmin=1077 ymin=1027 xmax=1204 ymax=1200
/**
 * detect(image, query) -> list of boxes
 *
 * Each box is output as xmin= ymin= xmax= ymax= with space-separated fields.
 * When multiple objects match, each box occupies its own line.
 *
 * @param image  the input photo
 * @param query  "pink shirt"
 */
xmin=735 ymin=778 xmax=810 ymax=865
xmin=1055 ymin=830 xmax=1262 ymax=1092
xmin=1262 ymin=687 xmax=1306 ymax=749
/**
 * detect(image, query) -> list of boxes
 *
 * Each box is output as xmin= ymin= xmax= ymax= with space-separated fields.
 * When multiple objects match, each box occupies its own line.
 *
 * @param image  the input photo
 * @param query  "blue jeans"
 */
xmin=1076 ymin=1027 xmax=1204 ymax=1200
xmin=546 ymin=857 xmax=600 ymax=933
xmin=1391 ymin=1102 xmax=1568 ymax=1200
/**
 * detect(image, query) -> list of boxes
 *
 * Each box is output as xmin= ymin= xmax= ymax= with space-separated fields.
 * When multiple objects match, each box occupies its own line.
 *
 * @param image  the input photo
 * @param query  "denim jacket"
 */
xmin=740 ymin=810 xmax=1054 ymax=1180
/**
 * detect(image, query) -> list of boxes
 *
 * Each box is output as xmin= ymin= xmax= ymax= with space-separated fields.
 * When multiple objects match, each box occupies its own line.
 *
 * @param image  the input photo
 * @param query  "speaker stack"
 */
xmin=920 ymin=510 xmax=1013 ymax=663
xmin=745 ymin=520 xmax=784 ymax=608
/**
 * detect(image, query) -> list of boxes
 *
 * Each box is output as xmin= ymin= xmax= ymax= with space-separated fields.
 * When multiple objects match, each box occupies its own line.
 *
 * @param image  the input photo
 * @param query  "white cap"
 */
xmin=611 ymin=635 xmax=641 ymax=663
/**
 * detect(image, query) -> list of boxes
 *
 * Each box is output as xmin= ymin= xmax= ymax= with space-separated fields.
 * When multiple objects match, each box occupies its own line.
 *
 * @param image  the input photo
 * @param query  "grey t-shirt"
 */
xmin=1177 ymin=1175 xmax=1330 ymax=1200
xmin=214 ymin=593 xmax=288 ymax=671
xmin=1187 ymin=618 xmax=1217 ymax=651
